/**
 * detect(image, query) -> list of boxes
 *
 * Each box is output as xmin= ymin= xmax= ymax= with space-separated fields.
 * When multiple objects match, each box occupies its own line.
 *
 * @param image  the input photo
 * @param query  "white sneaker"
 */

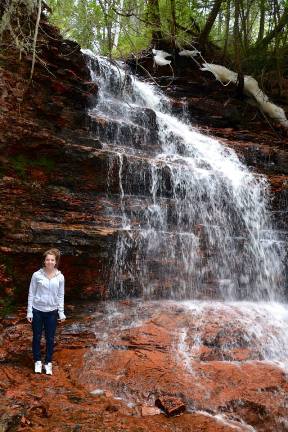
xmin=44 ymin=363 xmax=52 ymax=375
xmin=34 ymin=361 xmax=42 ymax=373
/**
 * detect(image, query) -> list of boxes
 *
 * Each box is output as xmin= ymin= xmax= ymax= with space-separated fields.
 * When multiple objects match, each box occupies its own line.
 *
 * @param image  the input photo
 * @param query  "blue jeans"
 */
xmin=32 ymin=308 xmax=58 ymax=363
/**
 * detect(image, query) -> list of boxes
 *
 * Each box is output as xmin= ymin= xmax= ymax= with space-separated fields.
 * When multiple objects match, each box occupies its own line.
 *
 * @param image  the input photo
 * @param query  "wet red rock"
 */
xmin=1 ymin=301 xmax=287 ymax=431
xmin=155 ymin=396 xmax=186 ymax=416
xmin=141 ymin=406 xmax=161 ymax=416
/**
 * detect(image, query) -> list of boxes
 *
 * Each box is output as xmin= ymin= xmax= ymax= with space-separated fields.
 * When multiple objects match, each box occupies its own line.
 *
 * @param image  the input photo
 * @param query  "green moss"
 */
xmin=0 ymin=164 xmax=6 ymax=179
xmin=10 ymin=155 xmax=28 ymax=179
xmin=31 ymin=156 xmax=56 ymax=172
xmin=10 ymin=155 xmax=56 ymax=179
xmin=0 ymin=296 xmax=15 ymax=317
xmin=0 ymin=255 xmax=18 ymax=314
xmin=1 ymin=254 xmax=14 ymax=277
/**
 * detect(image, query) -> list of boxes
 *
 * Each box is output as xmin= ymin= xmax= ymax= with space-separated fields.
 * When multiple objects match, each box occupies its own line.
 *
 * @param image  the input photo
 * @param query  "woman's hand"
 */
xmin=27 ymin=317 xmax=32 ymax=323
xmin=58 ymin=318 xmax=66 ymax=323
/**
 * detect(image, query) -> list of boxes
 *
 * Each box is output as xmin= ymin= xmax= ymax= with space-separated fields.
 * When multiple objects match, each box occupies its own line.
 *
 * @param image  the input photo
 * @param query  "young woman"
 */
xmin=27 ymin=248 xmax=66 ymax=375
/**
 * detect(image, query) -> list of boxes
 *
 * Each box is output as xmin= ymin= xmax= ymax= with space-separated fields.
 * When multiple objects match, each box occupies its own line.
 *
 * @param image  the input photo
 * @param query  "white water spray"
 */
xmin=85 ymin=53 xmax=285 ymax=302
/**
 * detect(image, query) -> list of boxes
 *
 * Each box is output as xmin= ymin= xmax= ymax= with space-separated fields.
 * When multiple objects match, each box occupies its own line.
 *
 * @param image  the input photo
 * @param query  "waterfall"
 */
xmin=74 ymin=55 xmax=288 ymax=423
xmin=85 ymin=53 xmax=285 ymax=302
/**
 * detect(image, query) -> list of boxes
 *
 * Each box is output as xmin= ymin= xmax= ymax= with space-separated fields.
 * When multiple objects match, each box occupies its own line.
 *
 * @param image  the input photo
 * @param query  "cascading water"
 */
xmin=86 ymin=54 xmax=285 ymax=302
xmin=75 ymin=54 xmax=288 ymax=428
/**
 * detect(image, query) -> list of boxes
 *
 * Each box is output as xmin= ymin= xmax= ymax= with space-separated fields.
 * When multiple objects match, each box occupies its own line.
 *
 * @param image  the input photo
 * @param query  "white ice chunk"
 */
xmin=90 ymin=388 xmax=105 ymax=395
xmin=201 ymin=63 xmax=288 ymax=127
xmin=201 ymin=63 xmax=238 ymax=84
xmin=152 ymin=49 xmax=172 ymax=66
xmin=179 ymin=49 xmax=200 ymax=58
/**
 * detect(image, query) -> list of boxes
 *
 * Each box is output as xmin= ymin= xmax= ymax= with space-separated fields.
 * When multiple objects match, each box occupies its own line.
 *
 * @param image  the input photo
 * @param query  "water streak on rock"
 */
xmin=85 ymin=53 xmax=285 ymax=302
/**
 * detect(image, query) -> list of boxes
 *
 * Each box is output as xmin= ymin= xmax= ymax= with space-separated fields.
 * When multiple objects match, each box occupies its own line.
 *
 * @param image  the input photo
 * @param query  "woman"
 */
xmin=27 ymin=248 xmax=66 ymax=375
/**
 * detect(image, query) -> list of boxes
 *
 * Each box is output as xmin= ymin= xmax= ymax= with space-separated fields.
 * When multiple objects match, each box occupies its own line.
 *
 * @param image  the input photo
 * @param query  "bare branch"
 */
xmin=30 ymin=0 xmax=42 ymax=80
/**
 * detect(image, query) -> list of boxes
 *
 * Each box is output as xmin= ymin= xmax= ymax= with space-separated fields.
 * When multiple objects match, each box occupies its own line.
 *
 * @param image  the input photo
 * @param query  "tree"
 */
xmin=254 ymin=5 xmax=288 ymax=50
xmin=199 ymin=0 xmax=223 ymax=46
xmin=147 ymin=0 xmax=162 ymax=45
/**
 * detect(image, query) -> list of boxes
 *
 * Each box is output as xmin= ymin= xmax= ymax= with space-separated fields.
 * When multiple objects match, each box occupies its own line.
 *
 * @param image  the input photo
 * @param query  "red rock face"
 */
xmin=0 ymin=8 xmax=288 ymax=303
xmin=0 ymin=12 xmax=116 ymax=301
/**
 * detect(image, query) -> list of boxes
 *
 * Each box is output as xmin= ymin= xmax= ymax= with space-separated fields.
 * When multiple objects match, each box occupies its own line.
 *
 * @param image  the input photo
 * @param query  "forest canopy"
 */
xmin=46 ymin=0 xmax=288 ymax=62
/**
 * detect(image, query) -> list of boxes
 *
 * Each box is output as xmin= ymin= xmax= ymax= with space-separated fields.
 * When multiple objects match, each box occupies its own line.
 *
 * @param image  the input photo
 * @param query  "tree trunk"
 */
xmin=147 ymin=0 xmax=162 ymax=45
xmin=254 ymin=6 xmax=288 ymax=49
xmin=217 ymin=9 xmax=223 ymax=37
xmin=233 ymin=0 xmax=242 ymax=70
xmin=223 ymin=0 xmax=231 ymax=56
xmin=239 ymin=0 xmax=249 ymax=53
xmin=257 ymin=0 xmax=265 ymax=43
xmin=170 ymin=0 xmax=177 ymax=49
xmin=199 ymin=0 xmax=223 ymax=46
xmin=113 ymin=0 xmax=124 ymax=48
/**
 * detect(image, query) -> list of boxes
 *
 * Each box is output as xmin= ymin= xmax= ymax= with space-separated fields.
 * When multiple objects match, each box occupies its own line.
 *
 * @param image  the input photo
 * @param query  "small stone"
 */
xmin=90 ymin=389 xmax=105 ymax=396
xmin=105 ymin=403 xmax=118 ymax=413
xmin=155 ymin=396 xmax=186 ymax=417
xmin=20 ymin=416 xmax=31 ymax=425
xmin=141 ymin=406 xmax=161 ymax=416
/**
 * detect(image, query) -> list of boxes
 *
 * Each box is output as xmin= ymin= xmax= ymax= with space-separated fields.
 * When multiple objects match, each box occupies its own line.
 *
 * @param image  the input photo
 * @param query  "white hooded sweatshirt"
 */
xmin=27 ymin=268 xmax=66 ymax=320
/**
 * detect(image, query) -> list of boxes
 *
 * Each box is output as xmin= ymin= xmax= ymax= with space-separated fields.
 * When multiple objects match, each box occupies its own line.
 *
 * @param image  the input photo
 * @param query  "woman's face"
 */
xmin=44 ymin=254 xmax=56 ymax=270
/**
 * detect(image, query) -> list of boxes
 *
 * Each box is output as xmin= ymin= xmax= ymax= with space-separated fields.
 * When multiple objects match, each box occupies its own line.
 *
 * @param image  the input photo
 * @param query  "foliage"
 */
xmin=1 ymin=0 xmax=288 ymax=93
xmin=47 ymin=0 xmax=151 ymax=56
xmin=0 ymin=0 xmax=38 ymax=55
xmin=45 ymin=0 xmax=288 ymax=82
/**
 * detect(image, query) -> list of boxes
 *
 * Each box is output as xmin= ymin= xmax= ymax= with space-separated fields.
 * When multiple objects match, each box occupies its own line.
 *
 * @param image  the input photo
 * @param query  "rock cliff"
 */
xmin=1 ymin=14 xmax=288 ymax=305
xmin=0 ymin=14 xmax=111 ymax=304
xmin=1 ymin=10 xmax=288 ymax=432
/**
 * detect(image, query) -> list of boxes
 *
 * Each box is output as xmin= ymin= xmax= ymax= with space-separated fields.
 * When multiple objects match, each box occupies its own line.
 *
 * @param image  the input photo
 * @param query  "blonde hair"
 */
xmin=43 ymin=248 xmax=61 ymax=267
